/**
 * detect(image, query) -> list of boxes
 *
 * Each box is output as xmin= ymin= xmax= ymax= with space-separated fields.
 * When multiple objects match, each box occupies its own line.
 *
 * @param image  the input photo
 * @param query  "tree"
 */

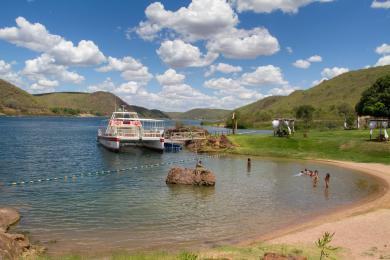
xmin=356 ymin=75 xmax=390 ymax=118
xmin=338 ymin=103 xmax=356 ymax=129
xmin=295 ymin=105 xmax=315 ymax=128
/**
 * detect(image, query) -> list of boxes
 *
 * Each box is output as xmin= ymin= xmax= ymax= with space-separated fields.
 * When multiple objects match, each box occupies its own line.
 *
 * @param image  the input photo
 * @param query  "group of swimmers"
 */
xmin=299 ymin=168 xmax=331 ymax=188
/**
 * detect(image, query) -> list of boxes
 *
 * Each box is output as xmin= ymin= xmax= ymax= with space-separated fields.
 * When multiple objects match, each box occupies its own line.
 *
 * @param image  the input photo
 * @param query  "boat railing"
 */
xmin=142 ymin=130 xmax=163 ymax=138
xmin=117 ymin=128 xmax=140 ymax=138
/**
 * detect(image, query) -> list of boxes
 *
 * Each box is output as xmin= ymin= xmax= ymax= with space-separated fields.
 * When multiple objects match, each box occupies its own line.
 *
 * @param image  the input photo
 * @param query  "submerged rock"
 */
xmin=166 ymin=167 xmax=216 ymax=186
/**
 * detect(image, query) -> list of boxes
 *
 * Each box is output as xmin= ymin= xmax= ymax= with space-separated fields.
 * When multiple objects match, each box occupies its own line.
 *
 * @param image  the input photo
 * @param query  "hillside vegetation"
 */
xmin=0 ymin=79 xmax=168 ymax=118
xmin=167 ymin=108 xmax=231 ymax=120
xmin=0 ymin=79 xmax=49 ymax=115
xmin=35 ymin=92 xmax=168 ymax=117
xmin=235 ymin=65 xmax=390 ymax=128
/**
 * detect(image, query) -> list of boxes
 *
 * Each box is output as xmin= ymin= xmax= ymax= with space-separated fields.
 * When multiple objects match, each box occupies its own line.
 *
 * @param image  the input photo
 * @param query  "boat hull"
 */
xmin=98 ymin=136 xmax=164 ymax=152
xmin=97 ymin=136 xmax=120 ymax=152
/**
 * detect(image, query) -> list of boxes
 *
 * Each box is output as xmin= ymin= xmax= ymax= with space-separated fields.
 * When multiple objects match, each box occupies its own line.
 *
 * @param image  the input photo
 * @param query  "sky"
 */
xmin=0 ymin=0 xmax=390 ymax=112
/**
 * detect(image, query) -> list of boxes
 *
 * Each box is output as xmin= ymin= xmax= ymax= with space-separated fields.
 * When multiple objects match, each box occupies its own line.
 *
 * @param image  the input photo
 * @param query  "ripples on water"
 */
xmin=0 ymin=117 xmax=379 ymax=254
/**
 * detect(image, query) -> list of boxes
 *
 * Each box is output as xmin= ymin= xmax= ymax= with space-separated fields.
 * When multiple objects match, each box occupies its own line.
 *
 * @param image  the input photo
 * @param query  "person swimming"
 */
xmin=312 ymin=173 xmax=319 ymax=187
xmin=325 ymin=173 xmax=330 ymax=188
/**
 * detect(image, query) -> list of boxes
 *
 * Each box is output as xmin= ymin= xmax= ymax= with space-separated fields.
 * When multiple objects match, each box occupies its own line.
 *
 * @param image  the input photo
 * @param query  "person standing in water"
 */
xmin=247 ymin=158 xmax=251 ymax=172
xmin=325 ymin=173 xmax=330 ymax=189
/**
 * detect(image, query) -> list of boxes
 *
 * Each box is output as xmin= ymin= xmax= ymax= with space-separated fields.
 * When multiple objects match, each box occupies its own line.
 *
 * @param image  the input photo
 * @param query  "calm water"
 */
xmin=0 ymin=117 xmax=381 ymax=254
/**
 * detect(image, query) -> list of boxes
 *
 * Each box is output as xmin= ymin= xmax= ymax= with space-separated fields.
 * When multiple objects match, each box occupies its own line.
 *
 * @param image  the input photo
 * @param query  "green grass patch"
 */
xmin=227 ymin=130 xmax=390 ymax=164
xmin=29 ymin=242 xmax=343 ymax=260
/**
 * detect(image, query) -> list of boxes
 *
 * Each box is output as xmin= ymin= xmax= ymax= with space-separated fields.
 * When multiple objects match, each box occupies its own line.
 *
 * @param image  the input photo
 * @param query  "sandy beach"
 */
xmin=262 ymin=160 xmax=390 ymax=259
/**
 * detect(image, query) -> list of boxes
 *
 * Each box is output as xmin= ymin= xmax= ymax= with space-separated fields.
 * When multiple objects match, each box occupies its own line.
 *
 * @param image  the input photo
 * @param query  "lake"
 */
xmin=0 ymin=117 xmax=380 ymax=255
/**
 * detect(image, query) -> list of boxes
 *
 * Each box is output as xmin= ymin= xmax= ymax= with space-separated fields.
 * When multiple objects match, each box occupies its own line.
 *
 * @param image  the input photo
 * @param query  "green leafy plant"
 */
xmin=315 ymin=232 xmax=338 ymax=259
xmin=178 ymin=251 xmax=198 ymax=260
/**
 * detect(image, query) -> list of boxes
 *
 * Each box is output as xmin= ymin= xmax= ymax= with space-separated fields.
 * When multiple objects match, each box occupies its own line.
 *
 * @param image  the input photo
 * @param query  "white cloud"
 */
xmin=371 ymin=0 xmax=390 ymax=9
xmin=286 ymin=46 xmax=293 ymax=54
xmin=307 ymin=55 xmax=322 ymax=62
xmin=240 ymin=65 xmax=288 ymax=86
xmin=0 ymin=17 xmax=105 ymax=66
xmin=0 ymin=59 xmax=12 ymax=74
xmin=96 ymin=56 xmax=152 ymax=84
xmin=312 ymin=77 xmax=327 ymax=86
xmin=204 ymin=77 xmax=242 ymax=90
xmin=156 ymin=39 xmax=218 ymax=67
xmin=268 ymin=85 xmax=299 ymax=95
xmin=293 ymin=54 xmax=322 ymax=69
xmin=376 ymin=55 xmax=390 ymax=66
xmin=30 ymin=78 xmax=59 ymax=91
xmin=22 ymin=54 xmax=84 ymax=84
xmin=321 ymin=67 xmax=349 ymax=79
xmin=293 ymin=59 xmax=311 ymax=69
xmin=376 ymin=43 xmax=390 ymax=55
xmin=135 ymin=0 xmax=238 ymax=41
xmin=205 ymin=63 xmax=242 ymax=77
xmin=114 ymin=81 xmax=141 ymax=94
xmin=206 ymin=27 xmax=279 ymax=59
xmin=0 ymin=59 xmax=24 ymax=86
xmin=156 ymin=68 xmax=185 ymax=85
xmin=87 ymin=77 xmax=115 ymax=92
xmin=235 ymin=0 xmax=334 ymax=14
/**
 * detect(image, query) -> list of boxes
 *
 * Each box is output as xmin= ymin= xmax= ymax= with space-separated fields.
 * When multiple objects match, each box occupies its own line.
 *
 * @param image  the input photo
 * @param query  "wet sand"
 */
xmin=263 ymin=160 xmax=390 ymax=259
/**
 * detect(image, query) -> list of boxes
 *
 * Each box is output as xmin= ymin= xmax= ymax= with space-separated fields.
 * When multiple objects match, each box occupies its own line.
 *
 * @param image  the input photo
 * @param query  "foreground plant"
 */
xmin=315 ymin=232 xmax=338 ymax=259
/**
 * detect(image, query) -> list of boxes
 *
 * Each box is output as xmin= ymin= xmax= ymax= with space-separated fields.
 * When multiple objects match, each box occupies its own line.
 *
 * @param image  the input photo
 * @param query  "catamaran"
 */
xmin=97 ymin=110 xmax=165 ymax=152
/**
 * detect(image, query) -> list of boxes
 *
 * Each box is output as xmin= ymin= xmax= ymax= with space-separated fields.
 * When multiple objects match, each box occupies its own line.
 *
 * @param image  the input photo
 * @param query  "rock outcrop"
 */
xmin=186 ymin=134 xmax=233 ymax=152
xmin=0 ymin=207 xmax=44 ymax=259
xmin=166 ymin=167 xmax=216 ymax=186
xmin=0 ymin=208 xmax=20 ymax=233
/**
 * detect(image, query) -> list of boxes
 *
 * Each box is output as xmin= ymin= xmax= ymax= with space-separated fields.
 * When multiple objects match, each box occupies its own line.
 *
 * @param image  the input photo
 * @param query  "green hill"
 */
xmin=0 ymin=79 xmax=49 ymax=115
xmin=0 ymin=79 xmax=169 ymax=118
xmin=167 ymin=108 xmax=232 ymax=120
xmin=35 ymin=91 xmax=168 ymax=118
xmin=235 ymin=65 xmax=390 ymax=128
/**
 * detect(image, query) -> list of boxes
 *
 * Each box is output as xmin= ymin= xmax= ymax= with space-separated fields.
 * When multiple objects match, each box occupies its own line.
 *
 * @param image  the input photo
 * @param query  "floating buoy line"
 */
xmin=8 ymin=154 xmax=222 ymax=187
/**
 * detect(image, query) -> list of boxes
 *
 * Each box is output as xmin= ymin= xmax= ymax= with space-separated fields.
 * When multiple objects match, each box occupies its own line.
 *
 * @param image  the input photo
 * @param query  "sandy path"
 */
xmin=266 ymin=161 xmax=390 ymax=259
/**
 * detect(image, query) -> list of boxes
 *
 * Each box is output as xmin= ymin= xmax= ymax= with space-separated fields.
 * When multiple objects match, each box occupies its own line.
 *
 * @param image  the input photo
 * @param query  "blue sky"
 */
xmin=1 ymin=0 xmax=390 ymax=111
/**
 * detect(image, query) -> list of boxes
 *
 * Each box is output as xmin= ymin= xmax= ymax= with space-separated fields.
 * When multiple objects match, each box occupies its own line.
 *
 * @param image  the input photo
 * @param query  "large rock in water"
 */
xmin=0 ymin=207 xmax=45 ymax=259
xmin=166 ymin=167 xmax=216 ymax=186
xmin=0 ymin=208 xmax=20 ymax=233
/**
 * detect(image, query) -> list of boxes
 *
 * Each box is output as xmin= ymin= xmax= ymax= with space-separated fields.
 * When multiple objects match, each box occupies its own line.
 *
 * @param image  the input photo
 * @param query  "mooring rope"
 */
xmin=8 ymin=154 xmax=222 ymax=186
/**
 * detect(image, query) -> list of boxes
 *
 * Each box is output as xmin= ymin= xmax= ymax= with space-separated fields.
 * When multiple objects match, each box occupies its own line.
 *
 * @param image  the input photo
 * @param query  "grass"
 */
xmin=28 ymin=242 xmax=343 ymax=260
xmin=227 ymin=129 xmax=390 ymax=164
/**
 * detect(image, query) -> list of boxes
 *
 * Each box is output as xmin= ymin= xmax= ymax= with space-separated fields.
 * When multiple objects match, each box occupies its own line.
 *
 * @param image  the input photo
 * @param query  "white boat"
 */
xmin=97 ymin=111 xmax=165 ymax=152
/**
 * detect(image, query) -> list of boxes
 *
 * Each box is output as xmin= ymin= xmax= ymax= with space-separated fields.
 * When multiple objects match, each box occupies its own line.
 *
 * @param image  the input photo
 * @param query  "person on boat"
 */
xmin=325 ymin=173 xmax=330 ymax=189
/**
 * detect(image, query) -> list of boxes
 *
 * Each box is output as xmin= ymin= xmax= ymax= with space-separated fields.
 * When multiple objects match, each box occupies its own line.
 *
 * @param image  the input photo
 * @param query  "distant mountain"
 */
xmin=234 ymin=65 xmax=390 ymax=128
xmin=35 ymin=91 xmax=169 ymax=118
xmin=167 ymin=108 xmax=232 ymax=120
xmin=0 ymin=79 xmax=169 ymax=118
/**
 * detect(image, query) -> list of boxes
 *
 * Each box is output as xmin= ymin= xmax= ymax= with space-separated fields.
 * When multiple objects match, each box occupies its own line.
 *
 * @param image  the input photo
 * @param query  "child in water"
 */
xmin=325 ymin=173 xmax=330 ymax=188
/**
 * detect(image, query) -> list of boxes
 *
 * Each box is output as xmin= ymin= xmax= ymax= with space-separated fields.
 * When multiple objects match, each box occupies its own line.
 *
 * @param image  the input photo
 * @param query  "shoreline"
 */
xmin=254 ymin=159 xmax=390 ymax=259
